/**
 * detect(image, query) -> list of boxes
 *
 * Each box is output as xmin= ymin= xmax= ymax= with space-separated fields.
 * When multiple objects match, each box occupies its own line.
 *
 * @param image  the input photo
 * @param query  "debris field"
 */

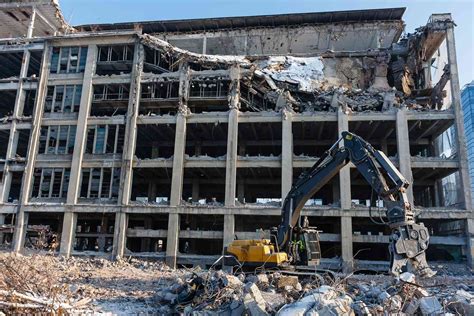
xmin=0 ymin=252 xmax=473 ymax=315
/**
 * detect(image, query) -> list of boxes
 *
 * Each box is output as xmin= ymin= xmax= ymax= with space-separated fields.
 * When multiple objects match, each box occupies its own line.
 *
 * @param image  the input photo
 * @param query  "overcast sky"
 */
xmin=59 ymin=0 xmax=474 ymax=86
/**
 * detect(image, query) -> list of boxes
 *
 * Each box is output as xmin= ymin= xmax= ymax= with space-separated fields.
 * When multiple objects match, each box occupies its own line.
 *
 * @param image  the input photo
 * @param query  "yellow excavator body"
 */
xmin=226 ymin=239 xmax=288 ymax=266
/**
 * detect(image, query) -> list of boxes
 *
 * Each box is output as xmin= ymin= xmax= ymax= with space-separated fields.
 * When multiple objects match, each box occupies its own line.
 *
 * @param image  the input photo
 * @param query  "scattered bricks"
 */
xmin=419 ymin=297 xmax=443 ymax=315
xmin=277 ymin=276 xmax=299 ymax=289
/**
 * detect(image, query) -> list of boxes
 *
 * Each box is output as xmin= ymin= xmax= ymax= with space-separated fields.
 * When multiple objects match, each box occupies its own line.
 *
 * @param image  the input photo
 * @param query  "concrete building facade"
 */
xmin=0 ymin=1 xmax=472 ymax=270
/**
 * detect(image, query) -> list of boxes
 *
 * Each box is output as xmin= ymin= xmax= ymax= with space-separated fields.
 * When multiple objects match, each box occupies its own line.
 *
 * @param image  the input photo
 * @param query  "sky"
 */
xmin=58 ymin=0 xmax=474 ymax=86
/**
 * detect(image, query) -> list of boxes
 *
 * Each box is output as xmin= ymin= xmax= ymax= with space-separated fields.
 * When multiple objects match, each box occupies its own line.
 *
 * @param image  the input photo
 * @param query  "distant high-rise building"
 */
xmin=462 ymin=81 xmax=474 ymax=204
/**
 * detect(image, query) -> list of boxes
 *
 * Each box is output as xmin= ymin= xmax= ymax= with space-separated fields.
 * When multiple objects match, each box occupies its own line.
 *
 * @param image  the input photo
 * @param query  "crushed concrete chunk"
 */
xmin=244 ymin=293 xmax=268 ymax=316
xmin=244 ymin=283 xmax=268 ymax=315
xmin=450 ymin=290 xmax=474 ymax=315
xmin=276 ymin=275 xmax=299 ymax=289
xmin=419 ymin=296 xmax=443 ymax=315
xmin=399 ymin=272 xmax=416 ymax=283
xmin=224 ymin=275 xmax=243 ymax=288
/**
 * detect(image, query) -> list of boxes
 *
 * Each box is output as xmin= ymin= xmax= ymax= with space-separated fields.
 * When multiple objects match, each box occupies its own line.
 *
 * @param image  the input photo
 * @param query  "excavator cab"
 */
xmin=302 ymin=229 xmax=321 ymax=266
xmin=283 ymin=224 xmax=321 ymax=266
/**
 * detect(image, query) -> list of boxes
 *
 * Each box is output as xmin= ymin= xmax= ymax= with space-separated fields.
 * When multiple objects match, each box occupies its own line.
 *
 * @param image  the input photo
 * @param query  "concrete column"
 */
xmin=192 ymin=179 xmax=199 ymax=202
xmin=466 ymin=219 xmax=474 ymax=268
xmin=66 ymin=44 xmax=98 ymax=204
xmin=225 ymin=109 xmax=239 ymax=206
xmin=169 ymin=63 xmax=189 ymax=207
xmin=396 ymin=108 xmax=414 ymax=204
xmin=237 ymin=182 xmax=245 ymax=203
xmin=113 ymin=212 xmax=128 ymax=258
xmin=1 ymin=48 xmax=31 ymax=203
xmin=223 ymin=213 xmax=235 ymax=250
xmin=281 ymin=110 xmax=293 ymax=201
xmin=166 ymin=212 xmax=179 ymax=268
xmin=12 ymin=44 xmax=51 ymax=253
xmin=148 ymin=182 xmax=157 ymax=202
xmin=114 ymin=42 xmax=144 ymax=259
xmin=422 ymin=62 xmax=432 ymax=89
xmin=59 ymin=210 xmax=77 ymax=256
xmin=26 ymin=7 xmax=36 ymax=39
xmin=0 ymin=214 xmax=5 ymax=244
xmin=58 ymin=45 xmax=97 ymax=258
xmin=433 ymin=181 xmax=441 ymax=207
xmin=338 ymin=109 xmax=353 ymax=273
xmin=119 ymin=43 xmax=144 ymax=205
xmin=445 ymin=21 xmax=474 ymax=266
xmin=225 ymin=65 xmax=240 ymax=206
xmin=436 ymin=180 xmax=445 ymax=206
xmin=170 ymin=114 xmax=187 ymax=206
xmin=445 ymin=22 xmax=473 ymax=211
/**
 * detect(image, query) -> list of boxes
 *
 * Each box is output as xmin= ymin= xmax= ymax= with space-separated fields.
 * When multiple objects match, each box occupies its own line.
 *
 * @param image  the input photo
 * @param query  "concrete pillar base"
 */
xmin=340 ymin=216 xmax=353 ymax=274
xmin=342 ymin=259 xmax=354 ymax=275
xmin=59 ymin=211 xmax=77 ymax=257
xmin=466 ymin=218 xmax=474 ymax=269
xmin=166 ymin=256 xmax=177 ymax=269
xmin=223 ymin=214 xmax=235 ymax=251
xmin=0 ymin=214 xmax=5 ymax=244
xmin=12 ymin=211 xmax=28 ymax=253
xmin=113 ymin=212 xmax=128 ymax=259
xmin=166 ymin=213 xmax=180 ymax=269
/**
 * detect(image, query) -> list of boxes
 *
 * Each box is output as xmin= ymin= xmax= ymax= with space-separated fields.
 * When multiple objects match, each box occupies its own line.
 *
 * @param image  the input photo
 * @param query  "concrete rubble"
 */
xmin=0 ymin=253 xmax=473 ymax=315
xmin=139 ymin=21 xmax=451 ymax=115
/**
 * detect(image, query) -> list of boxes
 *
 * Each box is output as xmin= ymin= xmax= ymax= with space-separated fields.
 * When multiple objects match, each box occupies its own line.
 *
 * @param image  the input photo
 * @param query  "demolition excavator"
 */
xmin=225 ymin=131 xmax=436 ymax=277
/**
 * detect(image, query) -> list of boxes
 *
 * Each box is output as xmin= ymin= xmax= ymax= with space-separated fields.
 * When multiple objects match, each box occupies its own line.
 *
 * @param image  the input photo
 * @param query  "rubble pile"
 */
xmin=139 ymin=31 xmax=450 ymax=115
xmin=155 ymin=269 xmax=474 ymax=315
xmin=0 ymin=252 xmax=473 ymax=315
xmin=0 ymin=253 xmax=90 ymax=314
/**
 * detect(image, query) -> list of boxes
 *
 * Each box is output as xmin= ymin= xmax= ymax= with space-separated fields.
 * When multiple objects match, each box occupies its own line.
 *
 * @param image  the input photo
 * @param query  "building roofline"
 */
xmin=75 ymin=7 xmax=406 ymax=34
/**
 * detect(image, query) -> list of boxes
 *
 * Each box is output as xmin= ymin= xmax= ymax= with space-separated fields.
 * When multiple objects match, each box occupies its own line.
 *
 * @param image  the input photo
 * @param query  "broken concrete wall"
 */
xmin=158 ymin=21 xmax=403 ymax=56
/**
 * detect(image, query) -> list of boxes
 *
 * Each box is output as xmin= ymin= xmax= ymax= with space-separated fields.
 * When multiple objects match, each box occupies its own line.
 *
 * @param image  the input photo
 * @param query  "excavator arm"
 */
xmin=276 ymin=131 xmax=435 ymax=277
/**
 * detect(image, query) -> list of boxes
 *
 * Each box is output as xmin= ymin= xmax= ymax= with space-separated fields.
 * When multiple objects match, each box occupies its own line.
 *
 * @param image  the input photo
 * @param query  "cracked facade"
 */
xmin=0 ymin=1 xmax=472 ymax=270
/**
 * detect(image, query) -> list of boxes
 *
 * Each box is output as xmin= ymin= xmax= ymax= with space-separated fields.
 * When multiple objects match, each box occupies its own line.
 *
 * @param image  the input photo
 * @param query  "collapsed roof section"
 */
xmin=0 ymin=0 xmax=73 ymax=38
xmin=139 ymin=13 xmax=452 ymax=114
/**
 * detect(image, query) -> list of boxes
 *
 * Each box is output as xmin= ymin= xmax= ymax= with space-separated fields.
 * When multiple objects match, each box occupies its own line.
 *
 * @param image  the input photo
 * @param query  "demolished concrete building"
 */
xmin=0 ymin=1 xmax=472 ymax=272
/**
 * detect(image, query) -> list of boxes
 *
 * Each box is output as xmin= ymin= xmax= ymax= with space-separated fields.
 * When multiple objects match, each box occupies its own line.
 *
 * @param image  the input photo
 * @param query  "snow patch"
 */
xmin=260 ymin=56 xmax=325 ymax=92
